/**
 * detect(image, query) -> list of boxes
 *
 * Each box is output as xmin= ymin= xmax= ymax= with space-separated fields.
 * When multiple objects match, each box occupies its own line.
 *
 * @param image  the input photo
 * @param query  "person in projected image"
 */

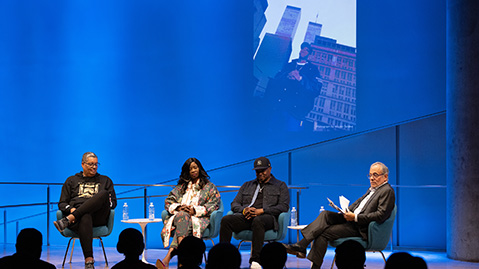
xmin=267 ymin=42 xmax=323 ymax=131
xmin=282 ymin=161 xmax=395 ymax=269
xmin=54 ymin=152 xmax=117 ymax=269
xmin=0 ymin=228 xmax=56 ymax=269
xmin=220 ymin=157 xmax=289 ymax=269
xmin=156 ymin=158 xmax=221 ymax=269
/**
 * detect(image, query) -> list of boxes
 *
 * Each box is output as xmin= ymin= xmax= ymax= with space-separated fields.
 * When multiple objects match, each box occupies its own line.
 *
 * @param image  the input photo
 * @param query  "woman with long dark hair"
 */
xmin=157 ymin=158 xmax=220 ymax=268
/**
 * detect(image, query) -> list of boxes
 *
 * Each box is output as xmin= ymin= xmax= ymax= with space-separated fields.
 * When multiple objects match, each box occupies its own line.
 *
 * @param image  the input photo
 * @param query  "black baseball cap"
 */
xmin=253 ymin=157 xmax=271 ymax=170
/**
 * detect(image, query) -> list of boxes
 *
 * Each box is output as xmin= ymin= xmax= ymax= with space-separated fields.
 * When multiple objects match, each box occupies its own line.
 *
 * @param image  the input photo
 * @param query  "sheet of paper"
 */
xmin=339 ymin=195 xmax=350 ymax=212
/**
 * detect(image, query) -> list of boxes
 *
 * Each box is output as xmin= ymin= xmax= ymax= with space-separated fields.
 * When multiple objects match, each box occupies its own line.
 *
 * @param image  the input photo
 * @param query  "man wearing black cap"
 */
xmin=220 ymin=157 xmax=289 ymax=269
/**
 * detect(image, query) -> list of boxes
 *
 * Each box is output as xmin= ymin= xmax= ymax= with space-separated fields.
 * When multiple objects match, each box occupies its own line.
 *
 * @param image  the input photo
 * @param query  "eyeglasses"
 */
xmin=84 ymin=162 xmax=100 ymax=168
xmin=367 ymin=173 xmax=384 ymax=179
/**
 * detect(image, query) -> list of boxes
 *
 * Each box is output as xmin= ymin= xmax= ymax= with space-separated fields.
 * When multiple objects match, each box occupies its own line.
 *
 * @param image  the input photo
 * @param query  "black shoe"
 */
xmin=85 ymin=260 xmax=95 ymax=269
xmin=311 ymin=264 xmax=321 ymax=269
xmin=283 ymin=243 xmax=307 ymax=258
xmin=53 ymin=217 xmax=69 ymax=233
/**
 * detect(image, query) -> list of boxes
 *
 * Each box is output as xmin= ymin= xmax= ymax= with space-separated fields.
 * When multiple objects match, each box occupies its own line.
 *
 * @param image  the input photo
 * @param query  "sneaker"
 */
xmin=53 ymin=217 xmax=69 ymax=233
xmin=250 ymin=261 xmax=262 ymax=269
xmin=85 ymin=260 xmax=95 ymax=269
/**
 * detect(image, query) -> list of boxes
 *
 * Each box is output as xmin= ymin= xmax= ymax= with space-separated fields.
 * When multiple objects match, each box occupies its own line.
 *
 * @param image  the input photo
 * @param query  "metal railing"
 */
xmin=0 ymin=182 xmax=307 ymax=246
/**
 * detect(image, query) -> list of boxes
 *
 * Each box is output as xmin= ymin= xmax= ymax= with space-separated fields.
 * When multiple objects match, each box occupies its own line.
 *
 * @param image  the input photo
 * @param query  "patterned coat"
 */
xmin=161 ymin=181 xmax=220 ymax=247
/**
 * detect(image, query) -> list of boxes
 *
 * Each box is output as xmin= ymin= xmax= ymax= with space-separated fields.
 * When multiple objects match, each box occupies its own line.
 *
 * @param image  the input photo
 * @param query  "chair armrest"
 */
xmin=366 ymin=204 xmax=397 ymax=250
xmin=105 ymin=209 xmax=115 ymax=236
xmin=161 ymin=209 xmax=168 ymax=221
xmin=208 ymin=200 xmax=224 ymax=236
xmin=276 ymin=210 xmax=291 ymax=241
xmin=56 ymin=210 xmax=63 ymax=220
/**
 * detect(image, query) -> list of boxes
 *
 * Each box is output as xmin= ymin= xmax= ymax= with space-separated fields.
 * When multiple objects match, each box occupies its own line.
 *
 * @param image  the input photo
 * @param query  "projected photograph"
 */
xmin=253 ymin=0 xmax=356 ymax=132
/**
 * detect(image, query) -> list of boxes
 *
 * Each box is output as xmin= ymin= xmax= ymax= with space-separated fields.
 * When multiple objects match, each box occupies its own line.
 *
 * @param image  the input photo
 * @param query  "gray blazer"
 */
xmin=349 ymin=183 xmax=396 ymax=239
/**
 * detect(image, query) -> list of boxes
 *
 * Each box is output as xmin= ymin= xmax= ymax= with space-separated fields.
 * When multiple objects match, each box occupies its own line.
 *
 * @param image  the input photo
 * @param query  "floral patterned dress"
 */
xmin=161 ymin=181 xmax=220 ymax=248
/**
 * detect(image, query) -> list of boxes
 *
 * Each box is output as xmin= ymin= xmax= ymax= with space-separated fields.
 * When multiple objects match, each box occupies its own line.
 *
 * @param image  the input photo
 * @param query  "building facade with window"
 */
xmin=305 ymin=36 xmax=357 ymax=131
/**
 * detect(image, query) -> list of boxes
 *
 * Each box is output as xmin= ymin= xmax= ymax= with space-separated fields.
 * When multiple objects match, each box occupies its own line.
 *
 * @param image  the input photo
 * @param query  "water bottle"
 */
xmin=122 ymin=202 xmax=129 ymax=220
xmin=291 ymin=207 xmax=297 ymax=226
xmin=320 ymin=205 xmax=325 ymax=214
xmin=149 ymin=202 xmax=155 ymax=220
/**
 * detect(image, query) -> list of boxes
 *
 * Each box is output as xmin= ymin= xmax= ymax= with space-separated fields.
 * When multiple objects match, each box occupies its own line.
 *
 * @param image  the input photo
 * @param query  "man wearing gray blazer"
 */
xmin=283 ymin=162 xmax=396 ymax=269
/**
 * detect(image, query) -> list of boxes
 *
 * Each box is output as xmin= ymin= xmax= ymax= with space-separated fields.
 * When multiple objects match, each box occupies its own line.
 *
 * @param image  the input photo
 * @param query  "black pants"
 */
xmin=69 ymin=190 xmax=111 ymax=259
xmin=301 ymin=210 xmax=362 ymax=267
xmin=220 ymin=213 xmax=275 ymax=263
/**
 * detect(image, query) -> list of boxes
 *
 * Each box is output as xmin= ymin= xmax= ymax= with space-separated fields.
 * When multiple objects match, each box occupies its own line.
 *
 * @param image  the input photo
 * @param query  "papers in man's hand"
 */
xmin=327 ymin=196 xmax=350 ymax=214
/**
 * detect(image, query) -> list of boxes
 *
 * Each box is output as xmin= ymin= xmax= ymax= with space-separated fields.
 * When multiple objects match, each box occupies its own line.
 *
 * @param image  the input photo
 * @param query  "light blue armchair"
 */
xmin=56 ymin=209 xmax=115 ymax=267
xmin=161 ymin=199 xmax=224 ymax=245
xmin=226 ymin=209 xmax=291 ymax=248
xmin=329 ymin=204 xmax=397 ymax=268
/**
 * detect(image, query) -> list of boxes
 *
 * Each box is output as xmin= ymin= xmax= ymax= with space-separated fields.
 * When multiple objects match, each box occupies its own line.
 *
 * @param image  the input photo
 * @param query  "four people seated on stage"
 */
xmin=158 ymin=158 xmax=221 ymax=269
xmin=283 ymin=161 xmax=396 ymax=269
xmin=45 ymin=155 xmax=399 ymax=268
xmin=219 ymin=157 xmax=290 ymax=269
xmin=54 ymin=152 xmax=117 ymax=269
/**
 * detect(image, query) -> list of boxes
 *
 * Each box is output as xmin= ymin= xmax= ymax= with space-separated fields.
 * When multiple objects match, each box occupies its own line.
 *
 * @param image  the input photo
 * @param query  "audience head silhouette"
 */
xmin=117 ymin=228 xmax=145 ymax=257
xmin=172 ymin=236 xmax=206 ymax=268
xmin=0 ymin=228 xmax=55 ymax=269
xmin=335 ymin=240 xmax=366 ymax=269
xmin=260 ymin=242 xmax=287 ymax=269
xmin=385 ymin=252 xmax=428 ymax=269
xmin=206 ymin=242 xmax=241 ymax=269
xmin=16 ymin=228 xmax=43 ymax=259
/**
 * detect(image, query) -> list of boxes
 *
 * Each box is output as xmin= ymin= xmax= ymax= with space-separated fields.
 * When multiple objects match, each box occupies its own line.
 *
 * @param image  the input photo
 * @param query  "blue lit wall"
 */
xmin=0 ymin=0 xmax=256 ymax=183
xmin=356 ymin=0 xmax=446 ymax=129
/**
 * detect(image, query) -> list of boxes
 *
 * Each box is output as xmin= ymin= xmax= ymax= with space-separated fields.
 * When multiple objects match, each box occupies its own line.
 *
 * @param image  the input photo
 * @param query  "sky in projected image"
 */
xmin=257 ymin=0 xmax=356 ymax=60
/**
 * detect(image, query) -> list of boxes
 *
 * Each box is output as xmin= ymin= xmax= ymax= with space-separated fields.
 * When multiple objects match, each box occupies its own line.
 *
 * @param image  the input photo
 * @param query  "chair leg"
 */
xmin=330 ymin=253 xmax=337 ymax=269
xmin=62 ymin=237 xmax=74 ymax=267
xmin=203 ymin=239 xmax=215 ymax=263
xmin=379 ymin=251 xmax=387 ymax=263
xmin=98 ymin=237 xmax=108 ymax=266
xmin=69 ymin=238 xmax=76 ymax=263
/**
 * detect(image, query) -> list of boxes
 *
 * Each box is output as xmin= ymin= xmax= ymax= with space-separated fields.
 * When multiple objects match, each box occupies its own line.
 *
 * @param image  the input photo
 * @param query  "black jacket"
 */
xmin=231 ymin=174 xmax=289 ymax=230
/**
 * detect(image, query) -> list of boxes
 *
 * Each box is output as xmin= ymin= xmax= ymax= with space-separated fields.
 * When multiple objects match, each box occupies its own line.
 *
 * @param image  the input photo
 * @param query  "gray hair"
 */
xmin=82 ymin=152 xmax=98 ymax=163
xmin=371 ymin=162 xmax=389 ymax=175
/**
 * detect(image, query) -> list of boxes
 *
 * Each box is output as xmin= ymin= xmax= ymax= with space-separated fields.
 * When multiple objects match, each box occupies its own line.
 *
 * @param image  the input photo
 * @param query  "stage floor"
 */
xmin=1 ymin=243 xmax=477 ymax=269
